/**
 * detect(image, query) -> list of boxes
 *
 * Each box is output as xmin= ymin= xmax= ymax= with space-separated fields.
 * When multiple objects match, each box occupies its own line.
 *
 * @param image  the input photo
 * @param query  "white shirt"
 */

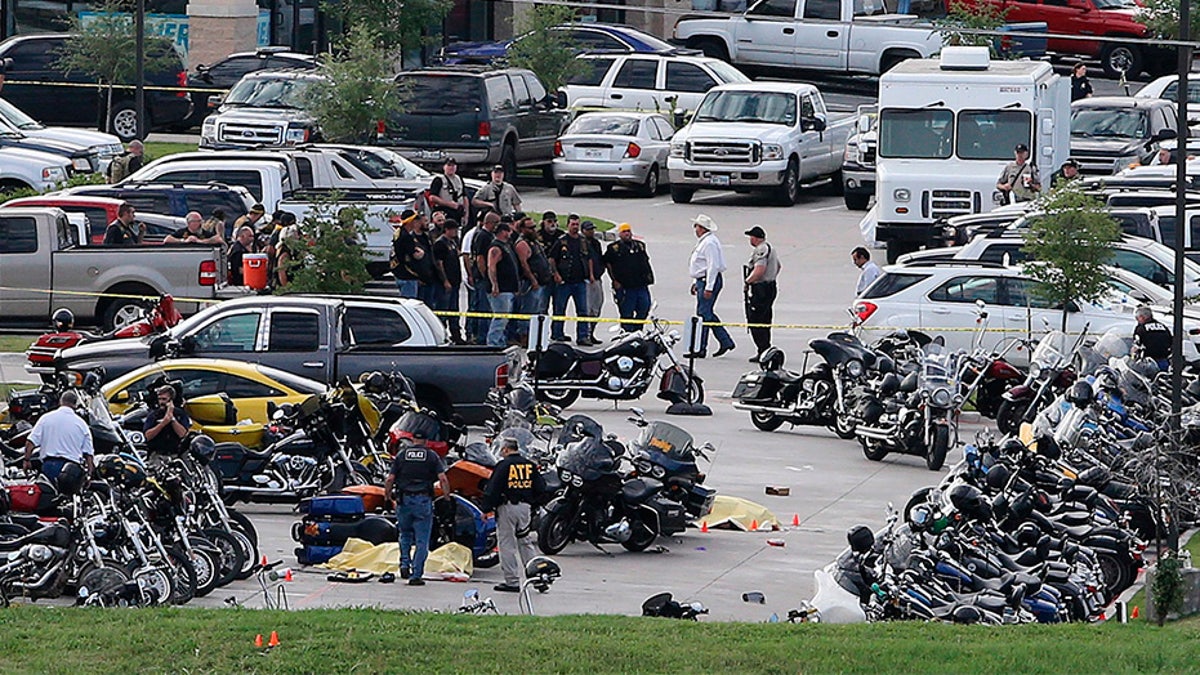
xmin=461 ymin=226 xmax=480 ymax=290
xmin=28 ymin=405 xmax=93 ymax=463
xmin=857 ymin=260 xmax=882 ymax=295
xmin=689 ymin=232 xmax=726 ymax=281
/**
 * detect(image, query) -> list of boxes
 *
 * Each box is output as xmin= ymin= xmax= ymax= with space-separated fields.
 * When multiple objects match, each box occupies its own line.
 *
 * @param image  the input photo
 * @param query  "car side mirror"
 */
xmin=1157 ymin=128 xmax=1178 ymax=142
xmin=553 ymin=91 xmax=567 ymax=109
xmin=149 ymin=334 xmax=170 ymax=358
xmin=803 ymin=116 xmax=826 ymax=132
xmin=179 ymin=335 xmax=197 ymax=354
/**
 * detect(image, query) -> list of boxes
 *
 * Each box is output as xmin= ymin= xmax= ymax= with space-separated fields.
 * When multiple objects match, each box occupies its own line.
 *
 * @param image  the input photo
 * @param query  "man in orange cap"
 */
xmin=603 ymin=223 xmax=655 ymax=332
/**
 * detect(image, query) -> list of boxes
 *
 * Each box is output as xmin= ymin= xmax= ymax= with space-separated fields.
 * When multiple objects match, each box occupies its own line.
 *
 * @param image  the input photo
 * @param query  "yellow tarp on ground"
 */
xmin=320 ymin=538 xmax=474 ymax=580
xmin=694 ymin=495 xmax=780 ymax=531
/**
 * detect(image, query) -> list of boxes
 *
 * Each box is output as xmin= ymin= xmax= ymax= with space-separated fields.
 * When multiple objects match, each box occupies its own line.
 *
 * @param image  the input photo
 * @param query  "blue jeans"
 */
xmin=615 ymin=286 xmax=652 ymax=332
xmin=694 ymin=274 xmax=734 ymax=354
xmin=467 ymin=284 xmax=490 ymax=344
xmin=396 ymin=493 xmax=434 ymax=579
xmin=40 ymin=457 xmax=75 ymax=483
xmin=488 ymin=292 xmax=516 ymax=347
xmin=418 ymin=282 xmax=437 ymax=308
xmin=552 ymin=281 xmax=589 ymax=341
xmin=395 ymin=278 xmax=420 ymax=300
xmin=436 ymin=283 xmax=462 ymax=341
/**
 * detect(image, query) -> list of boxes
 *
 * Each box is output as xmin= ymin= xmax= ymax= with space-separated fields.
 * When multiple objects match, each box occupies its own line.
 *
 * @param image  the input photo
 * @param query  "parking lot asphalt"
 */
xmin=190 ymin=183 xmax=992 ymax=621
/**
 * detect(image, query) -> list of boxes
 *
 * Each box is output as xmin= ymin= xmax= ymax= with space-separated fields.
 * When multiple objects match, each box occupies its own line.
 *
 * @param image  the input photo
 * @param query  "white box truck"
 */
xmin=874 ymin=46 xmax=1070 ymax=262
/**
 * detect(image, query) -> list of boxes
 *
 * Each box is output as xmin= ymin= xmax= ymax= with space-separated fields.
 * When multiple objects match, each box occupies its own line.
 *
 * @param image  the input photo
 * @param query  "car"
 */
xmin=200 ymin=69 xmax=324 ymax=149
xmin=102 ymin=358 xmax=327 ymax=447
xmin=381 ymin=66 xmax=568 ymax=176
xmin=0 ymin=195 xmax=185 ymax=245
xmin=0 ymin=97 xmax=124 ymax=172
xmin=851 ymin=261 xmax=1197 ymax=355
xmin=0 ymin=33 xmax=193 ymax=141
xmin=183 ymin=47 xmax=317 ymax=129
xmin=436 ymin=23 xmax=680 ymax=65
xmin=552 ymin=111 xmax=674 ymax=197
xmin=1070 ymin=97 xmax=1178 ymax=175
xmin=561 ymin=52 xmax=750 ymax=114
xmin=61 ymin=183 xmax=257 ymax=239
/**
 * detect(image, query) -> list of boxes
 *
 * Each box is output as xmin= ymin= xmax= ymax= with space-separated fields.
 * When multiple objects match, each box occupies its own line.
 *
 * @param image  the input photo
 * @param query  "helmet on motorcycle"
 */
xmin=1066 ymin=381 xmax=1094 ymax=407
xmin=847 ymin=524 xmax=875 ymax=554
xmin=951 ymin=605 xmax=984 ymax=625
xmin=1000 ymin=438 xmax=1027 ymax=458
xmin=97 ymin=455 xmax=125 ymax=482
xmin=1015 ymin=522 xmax=1040 ymax=547
xmin=190 ymin=434 xmax=216 ymax=464
xmin=1130 ymin=358 xmax=1161 ymax=380
xmin=56 ymin=462 xmax=86 ymax=496
xmin=909 ymin=504 xmax=933 ymax=532
xmin=1010 ymin=494 xmax=1035 ymax=523
xmin=508 ymin=385 xmax=536 ymax=412
xmin=1094 ymin=367 xmax=1120 ymax=394
xmin=524 ymin=556 xmax=561 ymax=592
xmin=360 ymin=371 xmax=388 ymax=394
xmin=985 ymin=464 xmax=1012 ymax=492
xmin=949 ymin=484 xmax=990 ymax=521
xmin=51 ymin=307 xmax=74 ymax=332
xmin=879 ymin=372 xmax=902 ymax=398
xmin=758 ymin=347 xmax=785 ymax=372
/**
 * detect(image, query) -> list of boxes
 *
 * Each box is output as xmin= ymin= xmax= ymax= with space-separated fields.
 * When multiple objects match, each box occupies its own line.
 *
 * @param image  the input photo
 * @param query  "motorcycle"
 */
xmin=624 ymin=408 xmax=717 ymax=520
xmin=996 ymin=329 xmax=1085 ymax=436
xmin=26 ymin=296 xmax=182 ymax=381
xmin=732 ymin=333 xmax=875 ymax=438
xmin=531 ymin=312 xmax=701 ymax=409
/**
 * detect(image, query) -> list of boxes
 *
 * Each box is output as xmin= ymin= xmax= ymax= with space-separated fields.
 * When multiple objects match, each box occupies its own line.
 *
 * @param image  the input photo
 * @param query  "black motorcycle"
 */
xmin=625 ymin=409 xmax=716 ymax=520
xmin=537 ymin=419 xmax=687 ymax=554
xmin=732 ymin=333 xmax=877 ymax=438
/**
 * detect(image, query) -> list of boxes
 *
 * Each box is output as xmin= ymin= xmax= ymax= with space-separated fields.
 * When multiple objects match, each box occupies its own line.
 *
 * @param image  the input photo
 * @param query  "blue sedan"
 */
xmin=436 ymin=24 xmax=681 ymax=65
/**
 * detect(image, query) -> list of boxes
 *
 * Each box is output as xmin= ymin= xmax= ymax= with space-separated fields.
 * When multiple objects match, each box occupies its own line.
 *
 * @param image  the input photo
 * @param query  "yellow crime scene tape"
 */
xmin=4 ymin=79 xmax=227 ymax=95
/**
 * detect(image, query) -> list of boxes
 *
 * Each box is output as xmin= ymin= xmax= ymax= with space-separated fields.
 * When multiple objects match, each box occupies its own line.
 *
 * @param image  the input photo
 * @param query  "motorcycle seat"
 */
xmin=0 ymin=523 xmax=69 ymax=551
xmin=971 ymin=593 xmax=1009 ymax=615
xmin=215 ymin=441 xmax=274 ymax=461
xmin=1054 ymin=511 xmax=1091 ymax=527
xmin=8 ymin=513 xmax=41 ymax=530
xmin=621 ymin=477 xmax=661 ymax=504
xmin=777 ymin=369 xmax=806 ymax=384
xmin=1059 ymin=523 xmax=1094 ymax=539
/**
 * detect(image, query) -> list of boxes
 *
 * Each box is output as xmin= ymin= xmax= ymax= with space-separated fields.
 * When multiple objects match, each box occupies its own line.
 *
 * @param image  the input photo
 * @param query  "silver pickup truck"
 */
xmin=666 ymin=82 xmax=854 ymax=205
xmin=0 ymin=207 xmax=239 ymax=329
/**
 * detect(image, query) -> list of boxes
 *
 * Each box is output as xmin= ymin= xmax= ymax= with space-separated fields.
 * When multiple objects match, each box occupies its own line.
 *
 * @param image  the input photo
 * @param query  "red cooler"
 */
xmin=242 ymin=253 xmax=269 ymax=289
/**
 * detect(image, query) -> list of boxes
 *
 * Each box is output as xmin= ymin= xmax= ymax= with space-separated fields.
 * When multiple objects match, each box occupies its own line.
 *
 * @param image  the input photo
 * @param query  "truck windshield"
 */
xmin=1093 ymin=0 xmax=1135 ymax=8
xmin=694 ymin=91 xmax=797 ymax=126
xmin=1071 ymin=108 xmax=1148 ymax=139
xmin=956 ymin=110 xmax=1032 ymax=160
xmin=878 ymin=109 xmax=953 ymax=159
xmin=225 ymin=77 xmax=311 ymax=109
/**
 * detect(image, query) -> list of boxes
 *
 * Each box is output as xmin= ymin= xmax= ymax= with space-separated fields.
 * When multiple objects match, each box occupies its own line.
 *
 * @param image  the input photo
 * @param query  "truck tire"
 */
xmin=774 ymin=159 xmax=800 ymax=206
xmin=555 ymin=181 xmax=575 ymax=197
xmin=844 ymin=193 xmax=870 ymax=211
xmin=1102 ymin=43 xmax=1142 ymax=79
xmin=691 ymin=38 xmax=729 ymax=62
xmin=108 ymin=101 xmax=144 ymax=142
xmin=670 ymin=185 xmax=695 ymax=204
xmin=500 ymin=142 xmax=518 ymax=181
xmin=103 ymin=295 xmax=147 ymax=331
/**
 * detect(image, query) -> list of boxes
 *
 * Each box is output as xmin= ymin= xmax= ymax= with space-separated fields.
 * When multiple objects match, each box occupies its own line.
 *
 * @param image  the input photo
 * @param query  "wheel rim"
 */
xmin=112 ymin=108 xmax=139 ymax=139
xmin=787 ymin=166 xmax=798 ymax=202
xmin=545 ymin=513 xmax=571 ymax=551
xmin=1097 ymin=554 xmax=1123 ymax=594
xmin=190 ymin=550 xmax=217 ymax=592
xmin=1108 ymin=47 xmax=1134 ymax=73
xmin=133 ymin=567 xmax=173 ymax=606
xmin=751 ymin=411 xmax=775 ymax=424
xmin=111 ymin=303 xmax=142 ymax=329
xmin=647 ymin=170 xmax=658 ymax=193
xmin=79 ymin=566 xmax=127 ymax=602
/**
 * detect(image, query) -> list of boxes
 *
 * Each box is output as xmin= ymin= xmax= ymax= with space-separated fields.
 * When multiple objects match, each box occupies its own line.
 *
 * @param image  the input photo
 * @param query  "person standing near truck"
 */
xmin=102 ymin=202 xmax=144 ymax=245
xmin=687 ymin=214 xmax=735 ymax=359
xmin=472 ymin=164 xmax=522 ymax=216
xmin=428 ymin=157 xmax=468 ymax=223
xmin=466 ymin=212 xmax=500 ymax=344
xmin=743 ymin=226 xmax=780 ymax=362
xmin=432 ymin=219 xmax=464 ymax=344
xmin=996 ymin=144 xmax=1040 ymax=204
xmin=1071 ymin=62 xmax=1093 ymax=102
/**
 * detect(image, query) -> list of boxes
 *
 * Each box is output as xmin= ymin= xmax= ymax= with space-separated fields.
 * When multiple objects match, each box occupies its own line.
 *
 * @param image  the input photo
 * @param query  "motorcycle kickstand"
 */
xmin=589 ymin=542 xmax=614 ymax=556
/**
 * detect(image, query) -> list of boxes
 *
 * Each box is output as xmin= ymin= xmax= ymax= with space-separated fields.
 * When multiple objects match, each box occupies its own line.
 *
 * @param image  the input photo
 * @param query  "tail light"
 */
xmin=853 ymin=301 xmax=877 ymax=324
xmin=625 ymin=142 xmax=641 ymax=159
xmin=478 ymin=121 xmax=491 ymax=141
xmin=495 ymin=362 xmax=510 ymax=388
xmin=554 ymin=140 xmax=563 ymax=157
xmin=176 ymin=70 xmax=188 ymax=98
xmin=199 ymin=259 xmax=218 ymax=286
xmin=376 ymin=120 xmax=386 ymax=135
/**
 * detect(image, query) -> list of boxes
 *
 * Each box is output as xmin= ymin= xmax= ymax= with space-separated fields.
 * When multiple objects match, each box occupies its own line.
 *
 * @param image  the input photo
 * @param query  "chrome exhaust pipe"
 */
xmin=855 ymin=426 xmax=894 ymax=441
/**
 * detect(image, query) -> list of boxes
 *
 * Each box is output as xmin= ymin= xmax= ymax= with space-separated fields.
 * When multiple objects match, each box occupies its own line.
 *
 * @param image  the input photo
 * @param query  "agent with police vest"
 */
xmin=384 ymin=430 xmax=450 ymax=586
xmin=481 ymin=437 xmax=546 ymax=592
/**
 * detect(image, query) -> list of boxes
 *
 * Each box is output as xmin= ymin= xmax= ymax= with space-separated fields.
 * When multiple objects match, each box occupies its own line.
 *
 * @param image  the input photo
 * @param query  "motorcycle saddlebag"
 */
xmin=685 ymin=484 xmax=718 ymax=519
xmin=657 ymin=366 xmax=690 ymax=403
xmin=6 ymin=483 xmax=55 ymax=514
xmin=296 ymin=495 xmax=365 ymax=520
xmin=649 ymin=494 xmax=688 ymax=536
xmin=295 ymin=544 xmax=343 ymax=566
xmin=731 ymin=372 xmax=781 ymax=402
xmin=535 ymin=343 xmax=576 ymax=378
xmin=341 ymin=485 xmax=387 ymax=512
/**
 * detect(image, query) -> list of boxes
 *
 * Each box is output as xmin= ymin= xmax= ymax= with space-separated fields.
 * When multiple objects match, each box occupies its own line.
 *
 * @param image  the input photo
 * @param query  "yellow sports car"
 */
xmin=103 ymin=358 xmax=327 ymax=446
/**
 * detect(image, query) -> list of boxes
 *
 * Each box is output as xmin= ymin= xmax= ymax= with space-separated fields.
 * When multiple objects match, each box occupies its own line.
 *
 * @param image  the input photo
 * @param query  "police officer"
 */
xmin=743 ymin=226 xmax=780 ymax=362
xmin=481 ymin=437 xmax=546 ymax=592
xmin=383 ymin=430 xmax=450 ymax=586
xmin=603 ymin=223 xmax=655 ymax=332
xmin=1134 ymin=305 xmax=1173 ymax=371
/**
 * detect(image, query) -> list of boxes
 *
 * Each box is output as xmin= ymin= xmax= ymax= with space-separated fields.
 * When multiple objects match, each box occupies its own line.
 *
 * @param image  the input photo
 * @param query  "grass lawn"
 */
xmin=0 ymin=335 xmax=30 ymax=354
xmin=1 ymin=608 xmax=1200 ymax=674
xmin=144 ymin=141 xmax=197 ymax=161
xmin=525 ymin=211 xmax=617 ymax=232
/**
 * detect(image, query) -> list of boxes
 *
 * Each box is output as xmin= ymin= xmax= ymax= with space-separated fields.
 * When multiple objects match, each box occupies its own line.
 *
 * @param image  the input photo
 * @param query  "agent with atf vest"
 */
xmin=384 ymin=430 xmax=450 ymax=586
xmin=481 ymin=437 xmax=546 ymax=592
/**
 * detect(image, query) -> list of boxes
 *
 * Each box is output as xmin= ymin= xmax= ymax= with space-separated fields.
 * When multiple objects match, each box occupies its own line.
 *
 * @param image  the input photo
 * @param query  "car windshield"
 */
xmin=225 ymin=76 xmax=312 ymax=108
xmin=359 ymin=147 xmax=430 ymax=179
xmin=693 ymin=91 xmax=796 ymax=125
xmin=567 ymin=115 xmax=640 ymax=136
xmin=706 ymin=61 xmax=752 ymax=84
xmin=1094 ymin=0 xmax=1135 ymax=7
xmin=878 ymin=108 xmax=953 ymax=159
xmin=396 ymin=75 xmax=480 ymax=115
xmin=1071 ymin=108 xmax=1148 ymax=139
xmin=0 ymin=97 xmax=43 ymax=130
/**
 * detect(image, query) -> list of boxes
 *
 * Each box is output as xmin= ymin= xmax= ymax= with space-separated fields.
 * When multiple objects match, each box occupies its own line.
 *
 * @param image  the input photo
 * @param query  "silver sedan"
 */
xmin=552 ymin=112 xmax=674 ymax=198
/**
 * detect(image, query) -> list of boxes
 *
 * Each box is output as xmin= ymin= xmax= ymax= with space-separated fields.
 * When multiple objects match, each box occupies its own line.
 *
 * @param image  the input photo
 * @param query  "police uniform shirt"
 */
xmin=390 ymin=444 xmax=447 ymax=496
xmin=1135 ymin=320 xmax=1173 ymax=360
xmin=482 ymin=454 xmax=546 ymax=510
xmin=747 ymin=241 xmax=780 ymax=283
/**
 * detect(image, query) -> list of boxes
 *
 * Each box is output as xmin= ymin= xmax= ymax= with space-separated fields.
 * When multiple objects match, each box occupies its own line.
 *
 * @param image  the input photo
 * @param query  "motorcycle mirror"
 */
xmin=742 ymin=591 xmax=766 ymax=604
xmin=464 ymin=589 xmax=479 ymax=601
xmin=630 ymin=407 xmax=645 ymax=417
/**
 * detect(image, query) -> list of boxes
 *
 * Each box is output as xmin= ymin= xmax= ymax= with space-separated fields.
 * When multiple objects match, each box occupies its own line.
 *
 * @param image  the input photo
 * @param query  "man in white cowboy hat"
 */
xmin=687 ymin=214 xmax=735 ymax=358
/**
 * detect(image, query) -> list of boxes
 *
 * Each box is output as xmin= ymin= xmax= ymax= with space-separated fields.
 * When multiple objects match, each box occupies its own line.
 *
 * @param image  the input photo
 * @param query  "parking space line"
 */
xmin=808 ymin=205 xmax=844 ymax=212
xmin=650 ymin=193 xmax=730 ymax=208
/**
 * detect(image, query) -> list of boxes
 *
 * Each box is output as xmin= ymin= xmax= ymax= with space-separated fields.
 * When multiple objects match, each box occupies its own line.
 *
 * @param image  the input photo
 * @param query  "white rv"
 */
xmin=874 ymin=46 xmax=1070 ymax=262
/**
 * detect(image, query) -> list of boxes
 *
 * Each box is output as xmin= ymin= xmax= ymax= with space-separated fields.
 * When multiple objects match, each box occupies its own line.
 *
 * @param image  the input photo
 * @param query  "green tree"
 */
xmin=507 ymin=3 xmax=585 ymax=92
xmin=1021 ymin=183 xmax=1122 ymax=331
xmin=278 ymin=197 xmax=374 ymax=294
xmin=937 ymin=0 xmax=1010 ymax=57
xmin=302 ymin=26 xmax=405 ymax=144
xmin=1152 ymin=550 xmax=1186 ymax=626
xmin=54 ymin=0 xmax=177 ymax=136
xmin=323 ymin=0 xmax=450 ymax=51
xmin=1139 ymin=0 xmax=1200 ymax=40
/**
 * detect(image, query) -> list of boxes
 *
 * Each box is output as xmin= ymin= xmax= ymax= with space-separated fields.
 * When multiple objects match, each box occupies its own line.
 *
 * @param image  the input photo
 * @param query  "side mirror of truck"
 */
xmin=802 ymin=116 xmax=827 ymax=133
xmin=206 ymin=93 xmax=224 ymax=110
xmin=553 ymin=91 xmax=567 ymax=109
xmin=1067 ymin=0 xmax=1090 ymax=10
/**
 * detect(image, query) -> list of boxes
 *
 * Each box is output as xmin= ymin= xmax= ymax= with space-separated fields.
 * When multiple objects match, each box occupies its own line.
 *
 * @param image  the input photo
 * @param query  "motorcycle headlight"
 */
xmin=845 ymin=359 xmax=864 ymax=378
xmin=651 ymin=465 xmax=666 ymax=479
xmin=670 ymin=142 xmax=685 ymax=158
xmin=931 ymin=387 xmax=952 ymax=408
xmin=1029 ymin=362 xmax=1042 ymax=380
xmin=762 ymin=143 xmax=784 ymax=161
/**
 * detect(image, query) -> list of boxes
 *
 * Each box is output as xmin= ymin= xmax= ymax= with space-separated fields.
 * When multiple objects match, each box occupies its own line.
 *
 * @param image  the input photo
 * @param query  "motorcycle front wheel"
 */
xmin=202 ymin=528 xmax=246 ymax=588
xmin=860 ymin=437 xmax=889 ymax=462
xmin=76 ymin=558 xmax=132 ymax=606
xmin=995 ymin=398 xmax=1032 ymax=436
xmin=537 ymin=504 xmax=574 ymax=554
xmin=830 ymin=411 xmax=858 ymax=440
xmin=750 ymin=411 xmax=784 ymax=432
xmin=686 ymin=374 xmax=705 ymax=404
xmin=926 ymin=425 xmax=949 ymax=471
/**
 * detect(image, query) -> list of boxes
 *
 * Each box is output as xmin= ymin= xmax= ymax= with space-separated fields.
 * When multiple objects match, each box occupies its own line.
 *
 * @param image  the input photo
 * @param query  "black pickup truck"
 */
xmin=50 ymin=295 xmax=521 ymax=424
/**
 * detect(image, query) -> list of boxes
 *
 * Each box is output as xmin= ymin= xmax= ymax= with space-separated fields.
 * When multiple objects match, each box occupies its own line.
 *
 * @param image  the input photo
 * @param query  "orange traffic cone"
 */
xmin=268 ymin=631 xmax=280 ymax=648
xmin=261 ymin=555 xmax=268 ymax=568
xmin=284 ymin=569 xmax=294 ymax=582
xmin=254 ymin=634 xmax=263 ymax=648
xmin=750 ymin=519 xmax=759 ymax=532
xmin=1132 ymin=606 xmax=1140 ymax=619
xmin=792 ymin=514 xmax=800 ymax=527
xmin=700 ymin=521 xmax=709 ymax=533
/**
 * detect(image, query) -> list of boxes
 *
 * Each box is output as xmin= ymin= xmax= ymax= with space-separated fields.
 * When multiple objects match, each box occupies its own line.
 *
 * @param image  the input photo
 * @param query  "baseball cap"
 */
xmin=444 ymin=157 xmax=457 ymax=165
xmin=492 ymin=164 xmax=505 ymax=172
xmin=581 ymin=221 xmax=595 ymax=231
xmin=1062 ymin=158 xmax=1079 ymax=168
xmin=542 ymin=210 xmax=557 ymax=221
xmin=1014 ymin=143 xmax=1030 ymax=153
xmin=744 ymin=225 xmax=766 ymax=238
xmin=617 ymin=223 xmax=632 ymax=233
xmin=250 ymin=203 xmax=266 ymax=215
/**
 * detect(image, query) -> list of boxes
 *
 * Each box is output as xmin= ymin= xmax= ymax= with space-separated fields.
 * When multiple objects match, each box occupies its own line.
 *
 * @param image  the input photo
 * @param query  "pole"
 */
xmin=134 ymin=0 xmax=145 ymax=140
xmin=1167 ymin=0 xmax=1190 ymax=557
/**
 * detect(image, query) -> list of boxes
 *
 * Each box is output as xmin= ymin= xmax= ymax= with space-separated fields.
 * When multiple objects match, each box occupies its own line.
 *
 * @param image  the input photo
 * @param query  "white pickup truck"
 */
xmin=672 ymin=0 xmax=943 ymax=75
xmin=667 ymin=82 xmax=853 ymax=205
xmin=0 ymin=146 xmax=74 ymax=192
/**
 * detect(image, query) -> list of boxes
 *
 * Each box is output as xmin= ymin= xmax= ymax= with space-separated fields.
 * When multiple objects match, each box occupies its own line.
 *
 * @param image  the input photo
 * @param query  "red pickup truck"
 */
xmin=0 ymin=195 xmax=185 ymax=245
xmin=954 ymin=0 xmax=1168 ymax=78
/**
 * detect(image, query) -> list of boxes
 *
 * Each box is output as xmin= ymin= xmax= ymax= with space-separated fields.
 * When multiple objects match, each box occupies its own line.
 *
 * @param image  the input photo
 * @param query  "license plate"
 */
xmin=416 ymin=150 xmax=442 ymax=160
xmin=583 ymin=148 xmax=605 ymax=159
xmin=709 ymin=174 xmax=731 ymax=186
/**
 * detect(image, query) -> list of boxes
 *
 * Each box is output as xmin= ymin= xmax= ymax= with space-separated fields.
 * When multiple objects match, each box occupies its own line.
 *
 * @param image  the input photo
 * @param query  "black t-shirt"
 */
xmin=584 ymin=236 xmax=604 ymax=281
xmin=432 ymin=235 xmax=462 ymax=286
xmin=481 ymin=454 xmax=547 ymax=511
xmin=1071 ymin=75 xmax=1093 ymax=102
xmin=1135 ymin=319 xmax=1173 ymax=360
xmin=393 ymin=230 xmax=434 ymax=282
xmin=550 ymin=235 xmax=589 ymax=283
xmin=389 ymin=443 xmax=447 ymax=496
xmin=143 ymin=406 xmax=191 ymax=455
xmin=228 ymin=240 xmax=254 ymax=284
xmin=103 ymin=219 xmax=141 ymax=245
xmin=603 ymin=239 xmax=655 ymax=288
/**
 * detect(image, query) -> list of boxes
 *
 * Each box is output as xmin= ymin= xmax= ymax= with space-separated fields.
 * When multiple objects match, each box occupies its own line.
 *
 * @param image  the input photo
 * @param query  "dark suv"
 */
xmin=382 ymin=67 xmax=568 ymax=176
xmin=0 ymin=34 xmax=193 ymax=142
xmin=62 ymin=183 xmax=256 ymax=239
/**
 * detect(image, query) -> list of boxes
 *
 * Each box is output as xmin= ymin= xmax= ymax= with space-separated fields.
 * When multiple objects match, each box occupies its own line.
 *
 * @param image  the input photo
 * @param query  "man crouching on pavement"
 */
xmin=481 ymin=437 xmax=546 ymax=592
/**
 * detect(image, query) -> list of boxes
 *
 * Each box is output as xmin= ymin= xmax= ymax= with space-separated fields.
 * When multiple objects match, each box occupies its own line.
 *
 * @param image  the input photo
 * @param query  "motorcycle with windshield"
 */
xmin=996 ymin=330 xmax=1085 ymax=436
